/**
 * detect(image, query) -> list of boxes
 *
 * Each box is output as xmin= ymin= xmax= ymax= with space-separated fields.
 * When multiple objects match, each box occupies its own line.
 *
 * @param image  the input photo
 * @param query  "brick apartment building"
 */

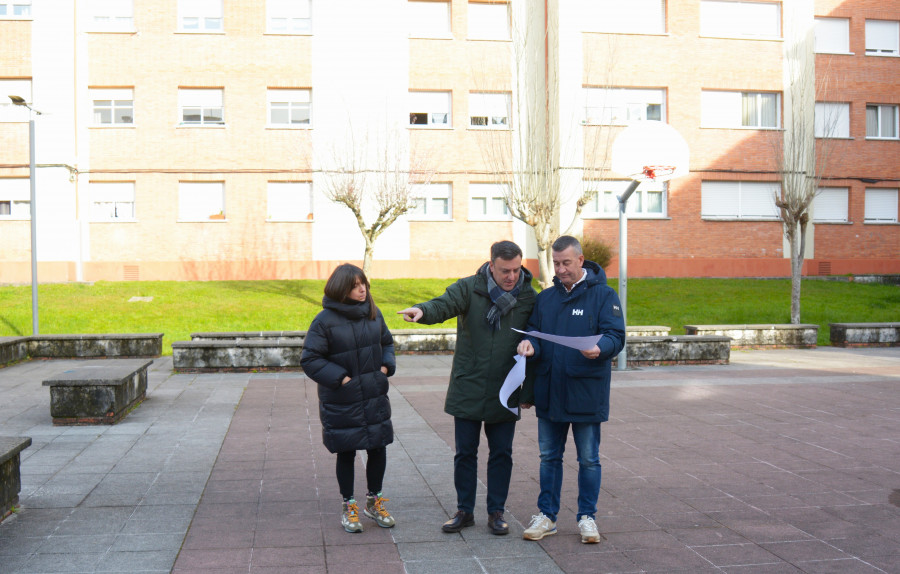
xmin=0 ymin=0 xmax=897 ymax=283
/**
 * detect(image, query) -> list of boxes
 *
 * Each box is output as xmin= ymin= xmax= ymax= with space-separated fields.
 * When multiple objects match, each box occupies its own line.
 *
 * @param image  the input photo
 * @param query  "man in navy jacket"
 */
xmin=517 ymin=235 xmax=625 ymax=544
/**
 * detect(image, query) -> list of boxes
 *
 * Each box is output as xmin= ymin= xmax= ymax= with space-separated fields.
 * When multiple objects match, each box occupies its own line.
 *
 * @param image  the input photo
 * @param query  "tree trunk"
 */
xmin=537 ymin=248 xmax=553 ymax=288
xmin=789 ymin=221 xmax=801 ymax=324
xmin=362 ymin=240 xmax=374 ymax=276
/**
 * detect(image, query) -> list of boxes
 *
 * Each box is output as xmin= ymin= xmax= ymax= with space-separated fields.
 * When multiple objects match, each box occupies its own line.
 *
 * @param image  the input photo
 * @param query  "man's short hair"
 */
xmin=491 ymin=240 xmax=523 ymax=262
xmin=552 ymin=235 xmax=583 ymax=255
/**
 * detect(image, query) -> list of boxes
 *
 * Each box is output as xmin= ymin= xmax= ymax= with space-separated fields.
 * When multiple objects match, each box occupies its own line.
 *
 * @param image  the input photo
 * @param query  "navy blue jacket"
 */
xmin=520 ymin=260 xmax=625 ymax=423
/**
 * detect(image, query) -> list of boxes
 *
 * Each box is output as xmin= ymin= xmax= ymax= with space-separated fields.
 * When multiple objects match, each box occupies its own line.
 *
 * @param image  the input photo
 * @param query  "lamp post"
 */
xmin=9 ymin=95 xmax=41 ymax=335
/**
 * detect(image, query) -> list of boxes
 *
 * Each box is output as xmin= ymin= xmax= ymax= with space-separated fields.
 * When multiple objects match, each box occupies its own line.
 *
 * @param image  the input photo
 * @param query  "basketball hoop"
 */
xmin=611 ymin=121 xmax=690 ymax=183
xmin=640 ymin=165 xmax=676 ymax=181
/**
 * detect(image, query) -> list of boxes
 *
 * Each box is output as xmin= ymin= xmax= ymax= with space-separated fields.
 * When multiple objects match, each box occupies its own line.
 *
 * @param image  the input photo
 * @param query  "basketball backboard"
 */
xmin=610 ymin=121 xmax=689 ymax=182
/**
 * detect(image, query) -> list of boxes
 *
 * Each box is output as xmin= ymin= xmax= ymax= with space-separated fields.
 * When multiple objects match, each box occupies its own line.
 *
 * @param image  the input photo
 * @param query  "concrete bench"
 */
xmin=42 ymin=359 xmax=153 ymax=425
xmin=190 ymin=331 xmax=305 ymax=343
xmin=683 ymin=324 xmax=818 ymax=349
xmin=624 ymin=336 xmax=731 ymax=366
xmin=173 ymin=339 xmax=304 ymax=372
xmin=28 ymin=333 xmax=163 ymax=359
xmin=1 ymin=436 xmax=32 ymax=521
xmin=830 ymin=322 xmax=900 ymax=347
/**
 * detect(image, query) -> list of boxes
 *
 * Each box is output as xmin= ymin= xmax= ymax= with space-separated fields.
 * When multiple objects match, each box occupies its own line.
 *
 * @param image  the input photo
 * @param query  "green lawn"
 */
xmin=0 ymin=278 xmax=896 ymax=354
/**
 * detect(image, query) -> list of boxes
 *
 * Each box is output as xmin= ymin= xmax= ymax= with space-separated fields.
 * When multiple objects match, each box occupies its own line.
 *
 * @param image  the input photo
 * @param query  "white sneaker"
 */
xmin=578 ymin=515 xmax=600 ymax=544
xmin=523 ymin=512 xmax=557 ymax=541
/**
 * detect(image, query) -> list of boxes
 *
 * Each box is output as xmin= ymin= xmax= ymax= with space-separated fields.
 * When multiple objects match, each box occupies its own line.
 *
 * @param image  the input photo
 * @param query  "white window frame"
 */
xmin=178 ymin=0 xmax=223 ymax=33
xmin=469 ymin=183 xmax=511 ymax=221
xmin=814 ymin=17 xmax=850 ymax=54
xmin=586 ymin=0 xmax=666 ymax=35
xmin=865 ymin=20 xmax=900 ymax=56
xmin=409 ymin=91 xmax=452 ymax=128
xmin=267 ymin=182 xmax=312 ymax=221
xmin=814 ymin=102 xmax=850 ymax=139
xmin=583 ymin=179 xmax=667 ymax=219
xmin=90 ymin=182 xmax=136 ymax=222
xmin=267 ymin=0 xmax=311 ymax=35
xmin=0 ymin=79 xmax=32 ymax=123
xmin=267 ymin=89 xmax=311 ymax=127
xmin=0 ymin=1 xmax=31 ymax=19
xmin=700 ymin=0 xmax=781 ymax=39
xmin=410 ymin=183 xmax=452 ymax=220
xmin=89 ymin=0 xmax=134 ymax=32
xmin=467 ymin=2 xmax=510 ymax=41
xmin=864 ymin=188 xmax=899 ymax=223
xmin=866 ymin=104 xmax=899 ymax=139
xmin=469 ymin=92 xmax=510 ymax=129
xmin=701 ymin=90 xmax=781 ymax=129
xmin=701 ymin=181 xmax=780 ymax=220
xmin=178 ymin=88 xmax=225 ymax=126
xmin=812 ymin=188 xmax=849 ymax=223
xmin=178 ymin=182 xmax=225 ymax=221
xmin=408 ymin=1 xmax=451 ymax=39
xmin=584 ymin=87 xmax=666 ymax=125
xmin=0 ymin=178 xmax=30 ymax=219
xmin=91 ymin=88 xmax=134 ymax=126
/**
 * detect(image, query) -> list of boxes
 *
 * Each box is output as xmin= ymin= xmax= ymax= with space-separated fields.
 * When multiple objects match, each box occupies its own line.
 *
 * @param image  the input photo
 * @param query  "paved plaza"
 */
xmin=1 ymin=346 xmax=899 ymax=573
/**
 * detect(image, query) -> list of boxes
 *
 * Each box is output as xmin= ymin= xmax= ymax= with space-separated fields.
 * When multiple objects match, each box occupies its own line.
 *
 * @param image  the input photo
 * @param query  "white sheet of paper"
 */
xmin=498 ymin=354 xmax=526 ymax=416
xmin=512 ymin=328 xmax=602 ymax=351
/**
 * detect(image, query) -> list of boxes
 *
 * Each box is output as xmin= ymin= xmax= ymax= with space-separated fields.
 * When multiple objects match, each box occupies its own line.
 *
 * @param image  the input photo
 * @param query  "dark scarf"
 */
xmin=480 ymin=262 xmax=524 ymax=331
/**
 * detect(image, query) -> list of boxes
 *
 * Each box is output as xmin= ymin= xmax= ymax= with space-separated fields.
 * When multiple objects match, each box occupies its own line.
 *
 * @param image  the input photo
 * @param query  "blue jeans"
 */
xmin=537 ymin=418 xmax=602 ymax=522
xmin=453 ymin=417 xmax=516 ymax=514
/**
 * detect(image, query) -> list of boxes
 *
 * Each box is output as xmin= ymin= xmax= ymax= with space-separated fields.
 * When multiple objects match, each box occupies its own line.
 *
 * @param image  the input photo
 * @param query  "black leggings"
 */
xmin=336 ymin=447 xmax=386 ymax=500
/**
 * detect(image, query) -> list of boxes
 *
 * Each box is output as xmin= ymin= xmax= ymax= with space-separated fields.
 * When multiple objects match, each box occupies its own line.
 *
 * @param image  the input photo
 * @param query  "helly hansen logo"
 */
xmin=612 ymin=304 xmax=622 ymax=317
xmin=572 ymin=309 xmax=583 ymax=316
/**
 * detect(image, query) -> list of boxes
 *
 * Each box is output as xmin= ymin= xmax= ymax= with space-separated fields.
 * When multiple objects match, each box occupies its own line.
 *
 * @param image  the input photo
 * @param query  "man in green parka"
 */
xmin=398 ymin=240 xmax=536 ymax=536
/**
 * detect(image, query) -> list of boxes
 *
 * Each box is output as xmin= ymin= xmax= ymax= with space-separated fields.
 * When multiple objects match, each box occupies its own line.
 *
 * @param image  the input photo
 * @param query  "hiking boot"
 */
xmin=523 ymin=512 xmax=557 ymax=541
xmin=578 ymin=515 xmax=600 ymax=544
xmin=487 ymin=510 xmax=509 ymax=535
xmin=341 ymin=499 xmax=363 ymax=533
xmin=364 ymin=492 xmax=395 ymax=528
xmin=441 ymin=510 xmax=474 ymax=533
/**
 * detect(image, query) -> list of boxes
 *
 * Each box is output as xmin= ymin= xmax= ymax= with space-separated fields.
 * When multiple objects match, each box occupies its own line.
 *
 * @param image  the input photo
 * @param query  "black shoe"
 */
xmin=487 ymin=511 xmax=509 ymax=535
xmin=442 ymin=510 xmax=475 ymax=533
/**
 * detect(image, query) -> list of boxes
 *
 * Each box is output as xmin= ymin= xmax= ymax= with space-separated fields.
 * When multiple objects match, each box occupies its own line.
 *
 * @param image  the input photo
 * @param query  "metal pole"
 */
xmin=28 ymin=118 xmax=38 ymax=335
xmin=616 ymin=179 xmax=640 ymax=371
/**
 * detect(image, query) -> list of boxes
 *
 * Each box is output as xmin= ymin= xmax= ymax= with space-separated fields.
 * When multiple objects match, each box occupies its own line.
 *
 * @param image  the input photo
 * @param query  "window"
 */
xmin=179 ymin=182 xmax=225 ymax=221
xmin=267 ymin=182 xmax=312 ymax=221
xmin=866 ymin=104 xmax=898 ymax=139
xmin=586 ymin=0 xmax=665 ymax=34
xmin=178 ymin=0 xmax=223 ymax=32
xmin=468 ymin=2 xmax=509 ymax=40
xmin=267 ymin=89 xmax=311 ymax=127
xmin=0 ymin=1 xmax=31 ymax=18
xmin=701 ymin=181 xmax=780 ymax=220
xmin=91 ymin=88 xmax=134 ymax=125
xmin=91 ymin=182 xmax=135 ymax=221
xmin=469 ymin=92 xmax=509 ymax=128
xmin=814 ymin=102 xmax=850 ymax=138
xmin=814 ymin=17 xmax=850 ymax=53
xmin=865 ymin=188 xmax=898 ymax=223
xmin=409 ymin=1 xmax=450 ymax=38
xmin=89 ymin=0 xmax=134 ymax=31
xmin=584 ymin=179 xmax=666 ymax=218
xmin=179 ymin=88 xmax=224 ymax=125
xmin=267 ymin=0 xmax=311 ymax=34
xmin=700 ymin=1 xmax=781 ymax=39
xmin=866 ymin=20 xmax=899 ymax=56
xmin=469 ymin=183 xmax=510 ymax=220
xmin=584 ymin=88 xmax=665 ymax=125
xmin=812 ymin=188 xmax=848 ymax=223
xmin=701 ymin=90 xmax=780 ymax=129
xmin=0 ymin=79 xmax=32 ymax=122
xmin=0 ymin=179 xmax=29 ymax=219
xmin=410 ymin=183 xmax=452 ymax=219
xmin=409 ymin=91 xmax=451 ymax=127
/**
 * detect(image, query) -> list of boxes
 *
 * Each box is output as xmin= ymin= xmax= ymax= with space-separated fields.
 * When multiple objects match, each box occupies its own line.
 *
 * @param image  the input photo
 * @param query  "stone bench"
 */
xmin=173 ymin=339 xmax=304 ymax=372
xmin=42 ymin=359 xmax=153 ymax=425
xmin=0 ymin=436 xmax=31 ymax=521
xmin=191 ymin=331 xmax=305 ymax=343
xmin=28 ymin=334 xmax=163 ymax=359
xmin=683 ymin=324 xmax=818 ymax=349
xmin=624 ymin=336 xmax=731 ymax=366
xmin=830 ymin=322 xmax=900 ymax=347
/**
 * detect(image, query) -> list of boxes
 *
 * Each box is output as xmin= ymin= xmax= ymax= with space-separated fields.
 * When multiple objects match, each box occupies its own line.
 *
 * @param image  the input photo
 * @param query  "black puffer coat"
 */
xmin=300 ymin=296 xmax=396 ymax=454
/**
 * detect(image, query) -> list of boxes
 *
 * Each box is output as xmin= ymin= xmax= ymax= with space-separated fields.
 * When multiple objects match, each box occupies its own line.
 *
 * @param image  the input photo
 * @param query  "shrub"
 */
xmin=579 ymin=236 xmax=614 ymax=269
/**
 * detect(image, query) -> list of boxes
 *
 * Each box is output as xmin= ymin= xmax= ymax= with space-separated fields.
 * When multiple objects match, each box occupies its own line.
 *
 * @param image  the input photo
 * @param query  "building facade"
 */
xmin=0 ymin=0 xmax=897 ymax=283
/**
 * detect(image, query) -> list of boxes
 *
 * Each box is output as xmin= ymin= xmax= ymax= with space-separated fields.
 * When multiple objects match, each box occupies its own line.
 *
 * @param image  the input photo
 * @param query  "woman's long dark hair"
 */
xmin=324 ymin=263 xmax=376 ymax=320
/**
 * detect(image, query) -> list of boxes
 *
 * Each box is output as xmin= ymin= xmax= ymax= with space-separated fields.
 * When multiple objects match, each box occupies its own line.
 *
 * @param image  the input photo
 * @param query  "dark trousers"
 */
xmin=453 ymin=417 xmax=516 ymax=515
xmin=336 ymin=447 xmax=386 ymax=501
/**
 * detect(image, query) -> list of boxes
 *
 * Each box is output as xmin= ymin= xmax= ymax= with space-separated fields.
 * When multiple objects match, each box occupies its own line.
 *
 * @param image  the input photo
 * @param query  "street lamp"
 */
xmin=9 ymin=95 xmax=41 ymax=335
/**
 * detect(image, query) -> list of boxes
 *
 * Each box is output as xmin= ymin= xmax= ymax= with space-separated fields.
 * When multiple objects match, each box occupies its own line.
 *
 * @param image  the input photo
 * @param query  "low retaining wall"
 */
xmin=683 ymin=324 xmax=818 ymax=349
xmin=1 ymin=334 xmax=163 ymax=368
xmin=830 ymin=322 xmax=900 ymax=347
xmin=173 ymin=339 xmax=304 ymax=372
xmin=624 ymin=336 xmax=732 ymax=366
xmin=0 ymin=436 xmax=31 ymax=521
xmin=0 ymin=337 xmax=30 ymax=367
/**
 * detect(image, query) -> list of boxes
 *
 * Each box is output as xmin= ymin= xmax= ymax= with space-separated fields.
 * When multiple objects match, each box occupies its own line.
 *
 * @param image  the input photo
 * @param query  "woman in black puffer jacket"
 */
xmin=300 ymin=264 xmax=396 ymax=533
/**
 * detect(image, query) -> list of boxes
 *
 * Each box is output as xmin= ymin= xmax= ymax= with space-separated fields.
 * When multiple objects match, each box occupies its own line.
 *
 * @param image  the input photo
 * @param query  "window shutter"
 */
xmin=866 ymin=20 xmax=900 ymax=54
xmin=701 ymin=181 xmax=738 ymax=217
xmin=815 ymin=18 xmax=849 ymax=53
xmin=741 ymin=182 xmax=779 ymax=218
xmin=865 ymin=188 xmax=899 ymax=222
xmin=0 ymin=178 xmax=30 ymax=201
xmin=813 ymin=188 xmax=848 ymax=222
